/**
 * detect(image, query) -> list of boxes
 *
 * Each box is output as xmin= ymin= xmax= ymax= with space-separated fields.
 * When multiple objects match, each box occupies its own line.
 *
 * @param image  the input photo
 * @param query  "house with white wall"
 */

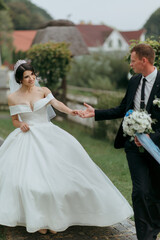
xmin=11 ymin=24 xmax=146 ymax=54
xmin=77 ymin=24 xmax=146 ymax=53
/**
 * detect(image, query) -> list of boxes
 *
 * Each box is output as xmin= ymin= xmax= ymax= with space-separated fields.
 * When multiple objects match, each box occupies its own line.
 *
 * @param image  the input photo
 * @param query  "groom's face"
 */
xmin=130 ymin=51 xmax=144 ymax=74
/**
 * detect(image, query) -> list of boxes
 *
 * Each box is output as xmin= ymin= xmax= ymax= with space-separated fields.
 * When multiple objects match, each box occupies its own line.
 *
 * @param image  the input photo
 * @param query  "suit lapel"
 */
xmin=146 ymin=71 xmax=160 ymax=112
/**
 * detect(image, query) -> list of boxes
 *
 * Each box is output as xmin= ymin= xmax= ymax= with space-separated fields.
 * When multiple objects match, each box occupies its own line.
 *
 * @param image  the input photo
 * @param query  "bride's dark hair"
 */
xmin=15 ymin=63 xmax=36 ymax=84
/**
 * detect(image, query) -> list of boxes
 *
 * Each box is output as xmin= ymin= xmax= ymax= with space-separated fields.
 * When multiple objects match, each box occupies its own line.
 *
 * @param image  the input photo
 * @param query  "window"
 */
xmin=108 ymin=40 xmax=112 ymax=48
xmin=118 ymin=39 xmax=122 ymax=48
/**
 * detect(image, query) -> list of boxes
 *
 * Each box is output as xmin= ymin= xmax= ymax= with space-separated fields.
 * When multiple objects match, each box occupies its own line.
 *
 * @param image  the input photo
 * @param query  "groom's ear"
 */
xmin=142 ymin=57 xmax=149 ymax=65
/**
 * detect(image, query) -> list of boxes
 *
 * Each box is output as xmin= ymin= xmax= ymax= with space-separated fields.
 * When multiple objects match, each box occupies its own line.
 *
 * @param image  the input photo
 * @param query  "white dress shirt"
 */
xmin=134 ymin=67 xmax=157 ymax=111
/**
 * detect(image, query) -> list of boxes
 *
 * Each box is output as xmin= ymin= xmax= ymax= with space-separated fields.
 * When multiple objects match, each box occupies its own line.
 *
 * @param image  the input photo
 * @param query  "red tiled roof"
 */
xmin=13 ymin=30 xmax=37 ymax=52
xmin=120 ymin=29 xmax=146 ymax=44
xmin=76 ymin=24 xmax=113 ymax=47
xmin=12 ymin=27 xmax=146 ymax=52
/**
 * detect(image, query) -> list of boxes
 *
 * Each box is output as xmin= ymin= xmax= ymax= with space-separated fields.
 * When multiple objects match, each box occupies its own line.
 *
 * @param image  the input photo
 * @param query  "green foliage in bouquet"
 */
xmin=125 ymin=38 xmax=160 ymax=74
xmin=27 ymin=42 xmax=72 ymax=90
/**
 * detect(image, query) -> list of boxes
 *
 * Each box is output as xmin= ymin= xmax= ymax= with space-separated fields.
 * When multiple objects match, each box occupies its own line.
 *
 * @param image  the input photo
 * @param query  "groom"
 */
xmin=79 ymin=43 xmax=160 ymax=240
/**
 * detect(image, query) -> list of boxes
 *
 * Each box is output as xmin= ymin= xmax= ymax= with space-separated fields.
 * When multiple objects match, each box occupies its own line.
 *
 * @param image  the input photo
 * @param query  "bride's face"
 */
xmin=22 ymin=70 xmax=36 ymax=87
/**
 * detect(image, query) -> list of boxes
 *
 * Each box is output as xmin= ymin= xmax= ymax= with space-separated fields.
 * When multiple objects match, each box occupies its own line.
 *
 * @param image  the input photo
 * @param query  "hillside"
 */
xmin=144 ymin=8 xmax=160 ymax=40
xmin=4 ymin=0 xmax=53 ymax=30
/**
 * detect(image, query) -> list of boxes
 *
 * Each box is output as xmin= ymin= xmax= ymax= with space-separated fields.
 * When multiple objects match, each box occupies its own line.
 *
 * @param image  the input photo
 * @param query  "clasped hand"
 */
xmin=70 ymin=103 xmax=95 ymax=118
xmin=20 ymin=122 xmax=30 ymax=132
xmin=77 ymin=103 xmax=95 ymax=118
xmin=76 ymin=104 xmax=150 ymax=149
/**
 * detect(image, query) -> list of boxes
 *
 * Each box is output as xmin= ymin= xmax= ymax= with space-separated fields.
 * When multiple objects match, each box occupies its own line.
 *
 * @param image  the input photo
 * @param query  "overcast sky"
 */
xmin=31 ymin=0 xmax=160 ymax=31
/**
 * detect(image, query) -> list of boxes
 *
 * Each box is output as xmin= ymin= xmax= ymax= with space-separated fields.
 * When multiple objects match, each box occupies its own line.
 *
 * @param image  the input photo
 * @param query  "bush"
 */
xmin=67 ymin=54 xmax=114 ymax=90
xmin=109 ymin=56 xmax=129 ymax=88
xmin=93 ymin=91 xmax=125 ymax=142
xmin=27 ymin=42 xmax=72 ymax=90
xmin=12 ymin=49 xmax=27 ymax=63
xmin=67 ymin=51 xmax=129 ymax=90
xmin=125 ymin=38 xmax=160 ymax=73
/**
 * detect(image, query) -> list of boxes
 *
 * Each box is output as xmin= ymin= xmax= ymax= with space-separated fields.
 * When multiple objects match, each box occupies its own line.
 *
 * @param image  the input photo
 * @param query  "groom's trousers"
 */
xmin=125 ymin=140 xmax=160 ymax=240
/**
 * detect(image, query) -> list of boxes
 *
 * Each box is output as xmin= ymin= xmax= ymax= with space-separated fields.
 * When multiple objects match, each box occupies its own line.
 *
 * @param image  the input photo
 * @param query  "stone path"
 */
xmin=4 ymin=219 xmax=137 ymax=240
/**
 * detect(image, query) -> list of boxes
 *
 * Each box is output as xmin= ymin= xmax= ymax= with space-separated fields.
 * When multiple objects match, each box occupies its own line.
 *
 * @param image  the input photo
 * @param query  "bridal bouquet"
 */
xmin=122 ymin=110 xmax=160 ymax=163
xmin=122 ymin=109 xmax=155 ymax=141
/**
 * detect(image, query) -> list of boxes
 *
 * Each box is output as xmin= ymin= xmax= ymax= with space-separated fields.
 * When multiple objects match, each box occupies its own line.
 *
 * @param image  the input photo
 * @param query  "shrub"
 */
xmin=67 ymin=51 xmax=129 ymax=90
xmin=12 ymin=49 xmax=27 ymax=63
xmin=27 ymin=42 xmax=72 ymax=90
xmin=93 ymin=91 xmax=125 ymax=142
xmin=67 ymin=54 xmax=114 ymax=90
xmin=125 ymin=38 xmax=160 ymax=73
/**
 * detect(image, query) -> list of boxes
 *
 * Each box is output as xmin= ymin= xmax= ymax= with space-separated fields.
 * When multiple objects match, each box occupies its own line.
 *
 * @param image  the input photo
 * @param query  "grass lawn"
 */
xmin=0 ymin=112 xmax=133 ymax=239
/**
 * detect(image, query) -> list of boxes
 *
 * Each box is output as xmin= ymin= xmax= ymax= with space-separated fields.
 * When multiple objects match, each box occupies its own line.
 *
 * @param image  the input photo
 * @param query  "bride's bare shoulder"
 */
xmin=41 ymin=87 xmax=51 ymax=96
xmin=8 ymin=91 xmax=20 ymax=106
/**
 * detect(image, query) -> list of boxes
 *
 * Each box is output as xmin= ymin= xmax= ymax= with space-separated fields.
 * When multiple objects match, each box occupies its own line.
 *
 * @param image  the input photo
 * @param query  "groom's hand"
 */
xmin=78 ymin=103 xmax=95 ymax=118
xmin=134 ymin=136 xmax=142 ymax=147
xmin=134 ymin=134 xmax=150 ymax=147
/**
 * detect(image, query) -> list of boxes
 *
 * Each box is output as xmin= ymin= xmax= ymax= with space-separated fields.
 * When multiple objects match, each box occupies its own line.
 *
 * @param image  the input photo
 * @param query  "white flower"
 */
xmin=153 ymin=97 xmax=160 ymax=107
xmin=122 ymin=110 xmax=154 ymax=139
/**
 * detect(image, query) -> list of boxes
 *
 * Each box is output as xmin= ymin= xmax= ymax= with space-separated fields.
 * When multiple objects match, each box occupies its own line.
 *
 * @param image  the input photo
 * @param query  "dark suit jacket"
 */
xmin=95 ymin=71 xmax=160 ymax=149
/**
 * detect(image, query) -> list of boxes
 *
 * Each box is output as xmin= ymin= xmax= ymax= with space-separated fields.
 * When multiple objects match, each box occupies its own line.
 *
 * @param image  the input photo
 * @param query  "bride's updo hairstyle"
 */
xmin=15 ymin=63 xmax=36 ymax=84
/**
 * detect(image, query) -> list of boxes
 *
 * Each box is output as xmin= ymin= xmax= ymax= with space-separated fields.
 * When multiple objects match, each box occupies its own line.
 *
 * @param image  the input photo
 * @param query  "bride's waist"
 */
xmin=22 ymin=120 xmax=51 ymax=126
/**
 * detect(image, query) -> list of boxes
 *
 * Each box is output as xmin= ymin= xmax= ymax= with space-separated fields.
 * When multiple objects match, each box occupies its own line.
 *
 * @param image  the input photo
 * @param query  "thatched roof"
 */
xmin=40 ymin=19 xmax=75 ymax=29
xmin=32 ymin=26 xmax=89 ymax=56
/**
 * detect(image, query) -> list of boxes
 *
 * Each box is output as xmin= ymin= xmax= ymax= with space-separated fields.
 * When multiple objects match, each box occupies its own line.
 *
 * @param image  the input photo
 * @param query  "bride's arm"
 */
xmin=11 ymin=115 xmax=30 ymax=132
xmin=43 ymin=87 xmax=77 ymax=116
xmin=8 ymin=95 xmax=30 ymax=132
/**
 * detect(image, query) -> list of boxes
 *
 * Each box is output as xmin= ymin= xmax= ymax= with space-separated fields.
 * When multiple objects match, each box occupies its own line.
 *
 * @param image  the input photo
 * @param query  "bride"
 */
xmin=0 ymin=60 xmax=133 ymax=234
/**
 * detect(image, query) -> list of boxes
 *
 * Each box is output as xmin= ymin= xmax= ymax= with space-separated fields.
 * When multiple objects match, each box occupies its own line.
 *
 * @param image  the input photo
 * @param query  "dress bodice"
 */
xmin=9 ymin=93 xmax=54 ymax=125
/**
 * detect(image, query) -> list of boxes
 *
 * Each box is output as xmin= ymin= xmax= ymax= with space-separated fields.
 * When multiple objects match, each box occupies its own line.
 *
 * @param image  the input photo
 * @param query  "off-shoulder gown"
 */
xmin=0 ymin=93 xmax=133 ymax=232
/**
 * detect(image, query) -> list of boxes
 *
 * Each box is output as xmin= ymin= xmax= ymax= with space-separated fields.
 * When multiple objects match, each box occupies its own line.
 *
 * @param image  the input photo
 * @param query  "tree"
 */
xmin=5 ymin=0 xmax=53 ymax=30
xmin=0 ymin=7 xmax=13 ymax=64
xmin=144 ymin=8 xmax=160 ymax=40
xmin=0 ymin=0 xmax=7 ymax=10
xmin=27 ymin=42 xmax=71 ymax=102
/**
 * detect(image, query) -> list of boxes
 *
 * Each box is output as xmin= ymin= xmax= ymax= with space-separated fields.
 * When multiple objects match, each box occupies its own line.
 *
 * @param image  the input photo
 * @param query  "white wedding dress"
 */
xmin=0 ymin=93 xmax=133 ymax=233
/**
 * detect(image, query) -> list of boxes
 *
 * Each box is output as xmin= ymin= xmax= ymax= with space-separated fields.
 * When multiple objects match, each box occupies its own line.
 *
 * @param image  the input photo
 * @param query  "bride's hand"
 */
xmin=70 ymin=110 xmax=79 ymax=116
xmin=20 ymin=122 xmax=30 ymax=132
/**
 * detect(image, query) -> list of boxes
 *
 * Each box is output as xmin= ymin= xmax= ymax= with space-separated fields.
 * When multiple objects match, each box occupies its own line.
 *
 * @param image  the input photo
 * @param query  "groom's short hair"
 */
xmin=131 ymin=43 xmax=155 ymax=65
